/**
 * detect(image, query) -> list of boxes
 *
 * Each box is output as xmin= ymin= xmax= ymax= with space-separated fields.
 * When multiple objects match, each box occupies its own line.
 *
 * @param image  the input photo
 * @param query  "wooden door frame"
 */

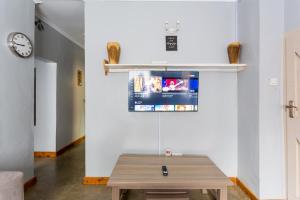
xmin=283 ymin=29 xmax=288 ymax=200
xmin=283 ymin=28 xmax=300 ymax=200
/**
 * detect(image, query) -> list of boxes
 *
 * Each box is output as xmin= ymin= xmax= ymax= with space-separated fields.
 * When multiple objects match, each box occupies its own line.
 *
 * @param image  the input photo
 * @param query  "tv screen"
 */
xmin=128 ymin=71 xmax=199 ymax=112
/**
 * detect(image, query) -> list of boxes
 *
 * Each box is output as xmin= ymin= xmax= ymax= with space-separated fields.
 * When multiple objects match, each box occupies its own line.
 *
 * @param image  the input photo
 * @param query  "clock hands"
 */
xmin=14 ymin=43 xmax=25 ymax=47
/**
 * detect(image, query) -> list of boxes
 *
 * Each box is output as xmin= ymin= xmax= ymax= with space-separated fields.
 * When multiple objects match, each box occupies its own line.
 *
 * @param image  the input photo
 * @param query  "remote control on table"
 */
xmin=162 ymin=165 xmax=168 ymax=176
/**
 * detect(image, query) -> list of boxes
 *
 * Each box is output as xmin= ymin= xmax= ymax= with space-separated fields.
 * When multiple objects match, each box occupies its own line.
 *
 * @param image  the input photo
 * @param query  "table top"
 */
xmin=107 ymin=154 xmax=233 ymax=189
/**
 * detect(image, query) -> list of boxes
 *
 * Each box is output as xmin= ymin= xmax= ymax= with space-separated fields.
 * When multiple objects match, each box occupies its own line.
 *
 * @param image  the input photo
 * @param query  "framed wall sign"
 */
xmin=166 ymin=35 xmax=178 ymax=51
xmin=77 ymin=70 xmax=83 ymax=86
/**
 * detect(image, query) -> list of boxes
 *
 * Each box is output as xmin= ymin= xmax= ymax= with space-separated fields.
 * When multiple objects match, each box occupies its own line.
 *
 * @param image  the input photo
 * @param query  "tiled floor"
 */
xmin=25 ymin=142 xmax=250 ymax=200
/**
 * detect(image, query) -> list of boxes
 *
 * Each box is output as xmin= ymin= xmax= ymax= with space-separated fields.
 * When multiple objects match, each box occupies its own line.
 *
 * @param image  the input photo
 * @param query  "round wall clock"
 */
xmin=7 ymin=32 xmax=33 ymax=58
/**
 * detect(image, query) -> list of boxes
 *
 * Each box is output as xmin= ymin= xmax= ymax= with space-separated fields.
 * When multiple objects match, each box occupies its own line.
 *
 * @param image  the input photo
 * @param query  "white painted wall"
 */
xmin=237 ymin=0 xmax=260 ymax=196
xmin=0 ymin=0 xmax=35 ymax=182
xmin=238 ymin=0 xmax=286 ymax=198
xmin=285 ymin=0 xmax=300 ymax=32
xmin=34 ymin=59 xmax=57 ymax=152
xmin=85 ymin=1 xmax=237 ymax=177
xmin=84 ymin=1 xmax=288 ymax=198
xmin=259 ymin=0 xmax=285 ymax=198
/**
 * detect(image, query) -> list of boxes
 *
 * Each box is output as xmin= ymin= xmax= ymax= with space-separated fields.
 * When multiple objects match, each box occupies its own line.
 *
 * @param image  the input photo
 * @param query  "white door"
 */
xmin=285 ymin=28 xmax=300 ymax=200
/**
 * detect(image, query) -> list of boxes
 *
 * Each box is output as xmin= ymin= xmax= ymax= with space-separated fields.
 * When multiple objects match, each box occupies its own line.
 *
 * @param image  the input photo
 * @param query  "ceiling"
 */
xmin=36 ymin=0 xmax=85 ymax=48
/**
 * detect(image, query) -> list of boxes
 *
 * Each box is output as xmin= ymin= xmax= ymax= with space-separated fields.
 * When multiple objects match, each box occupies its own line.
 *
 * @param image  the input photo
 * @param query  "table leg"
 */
xmin=112 ymin=187 xmax=120 ymax=200
xmin=219 ymin=187 xmax=227 ymax=200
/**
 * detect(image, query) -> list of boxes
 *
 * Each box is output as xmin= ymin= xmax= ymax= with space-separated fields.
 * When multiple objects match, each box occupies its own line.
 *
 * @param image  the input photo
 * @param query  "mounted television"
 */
xmin=128 ymin=71 xmax=199 ymax=112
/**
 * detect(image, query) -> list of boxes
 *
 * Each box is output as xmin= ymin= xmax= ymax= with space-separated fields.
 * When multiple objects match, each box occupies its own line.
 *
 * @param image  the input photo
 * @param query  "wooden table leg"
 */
xmin=120 ymin=189 xmax=128 ymax=200
xmin=219 ymin=187 xmax=227 ymax=200
xmin=112 ymin=187 xmax=120 ymax=200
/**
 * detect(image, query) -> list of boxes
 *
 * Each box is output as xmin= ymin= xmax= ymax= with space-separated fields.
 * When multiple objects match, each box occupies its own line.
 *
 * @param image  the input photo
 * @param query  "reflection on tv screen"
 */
xmin=129 ymin=71 xmax=199 ymax=112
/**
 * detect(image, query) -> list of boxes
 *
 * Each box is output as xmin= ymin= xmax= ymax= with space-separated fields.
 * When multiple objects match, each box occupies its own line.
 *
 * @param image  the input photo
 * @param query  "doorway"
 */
xmin=33 ymin=57 xmax=85 ymax=153
xmin=34 ymin=58 xmax=57 ymax=153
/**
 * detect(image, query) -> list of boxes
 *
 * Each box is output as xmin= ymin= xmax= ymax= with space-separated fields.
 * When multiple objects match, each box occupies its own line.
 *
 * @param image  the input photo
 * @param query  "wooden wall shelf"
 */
xmin=103 ymin=60 xmax=247 ymax=75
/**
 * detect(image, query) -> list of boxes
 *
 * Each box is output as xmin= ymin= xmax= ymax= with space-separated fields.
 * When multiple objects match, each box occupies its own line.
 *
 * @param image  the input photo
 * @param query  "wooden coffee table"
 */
xmin=107 ymin=154 xmax=232 ymax=200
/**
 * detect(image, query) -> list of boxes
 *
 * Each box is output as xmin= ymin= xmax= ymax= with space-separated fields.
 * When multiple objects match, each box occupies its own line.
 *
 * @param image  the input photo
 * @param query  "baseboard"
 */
xmin=57 ymin=136 xmax=85 ymax=156
xmin=34 ymin=152 xmax=56 ymax=158
xmin=82 ymin=177 xmax=109 ymax=185
xmin=230 ymin=177 xmax=258 ymax=200
xmin=34 ymin=136 xmax=85 ymax=158
xmin=24 ymin=176 xmax=37 ymax=191
xmin=229 ymin=177 xmax=238 ymax=185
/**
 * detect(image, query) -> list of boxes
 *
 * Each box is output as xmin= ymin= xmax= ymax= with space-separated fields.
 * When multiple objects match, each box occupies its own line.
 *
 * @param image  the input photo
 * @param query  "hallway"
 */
xmin=25 ymin=141 xmax=249 ymax=200
xmin=25 ymin=142 xmax=110 ymax=200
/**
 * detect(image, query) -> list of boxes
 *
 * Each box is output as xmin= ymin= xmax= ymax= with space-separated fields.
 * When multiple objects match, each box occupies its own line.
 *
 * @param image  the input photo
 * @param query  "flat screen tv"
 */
xmin=128 ymin=71 xmax=199 ymax=112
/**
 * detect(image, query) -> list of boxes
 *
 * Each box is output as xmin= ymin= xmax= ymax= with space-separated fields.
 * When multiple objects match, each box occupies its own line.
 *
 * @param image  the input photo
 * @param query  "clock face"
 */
xmin=8 ymin=32 xmax=33 ymax=58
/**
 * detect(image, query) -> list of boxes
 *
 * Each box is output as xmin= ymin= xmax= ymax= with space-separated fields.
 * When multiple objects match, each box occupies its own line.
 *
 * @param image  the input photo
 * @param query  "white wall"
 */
xmin=85 ymin=1 xmax=237 ymax=177
xmin=259 ymin=0 xmax=285 ymax=198
xmin=34 ymin=59 xmax=57 ymax=152
xmin=237 ymin=0 xmax=260 ymax=196
xmin=0 ymin=0 xmax=35 ymax=182
xmin=285 ymin=0 xmax=300 ymax=32
xmin=238 ymin=0 xmax=286 ymax=198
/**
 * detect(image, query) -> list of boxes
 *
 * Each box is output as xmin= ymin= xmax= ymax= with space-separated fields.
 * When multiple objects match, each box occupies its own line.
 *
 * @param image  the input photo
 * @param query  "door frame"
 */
xmin=284 ymin=27 xmax=300 ymax=200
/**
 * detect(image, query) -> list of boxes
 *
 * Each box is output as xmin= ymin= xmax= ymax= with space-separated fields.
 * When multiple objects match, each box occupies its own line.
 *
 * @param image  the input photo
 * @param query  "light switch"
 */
xmin=269 ymin=78 xmax=279 ymax=86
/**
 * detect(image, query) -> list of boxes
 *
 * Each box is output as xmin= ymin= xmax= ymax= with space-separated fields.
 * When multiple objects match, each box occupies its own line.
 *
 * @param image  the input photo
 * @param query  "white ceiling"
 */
xmin=36 ymin=0 xmax=85 ymax=48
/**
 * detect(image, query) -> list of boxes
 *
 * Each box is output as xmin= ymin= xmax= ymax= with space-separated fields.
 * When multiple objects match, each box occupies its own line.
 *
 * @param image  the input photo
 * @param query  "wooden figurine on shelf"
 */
xmin=103 ymin=42 xmax=121 ymax=75
xmin=107 ymin=42 xmax=121 ymax=64
xmin=227 ymin=42 xmax=241 ymax=64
